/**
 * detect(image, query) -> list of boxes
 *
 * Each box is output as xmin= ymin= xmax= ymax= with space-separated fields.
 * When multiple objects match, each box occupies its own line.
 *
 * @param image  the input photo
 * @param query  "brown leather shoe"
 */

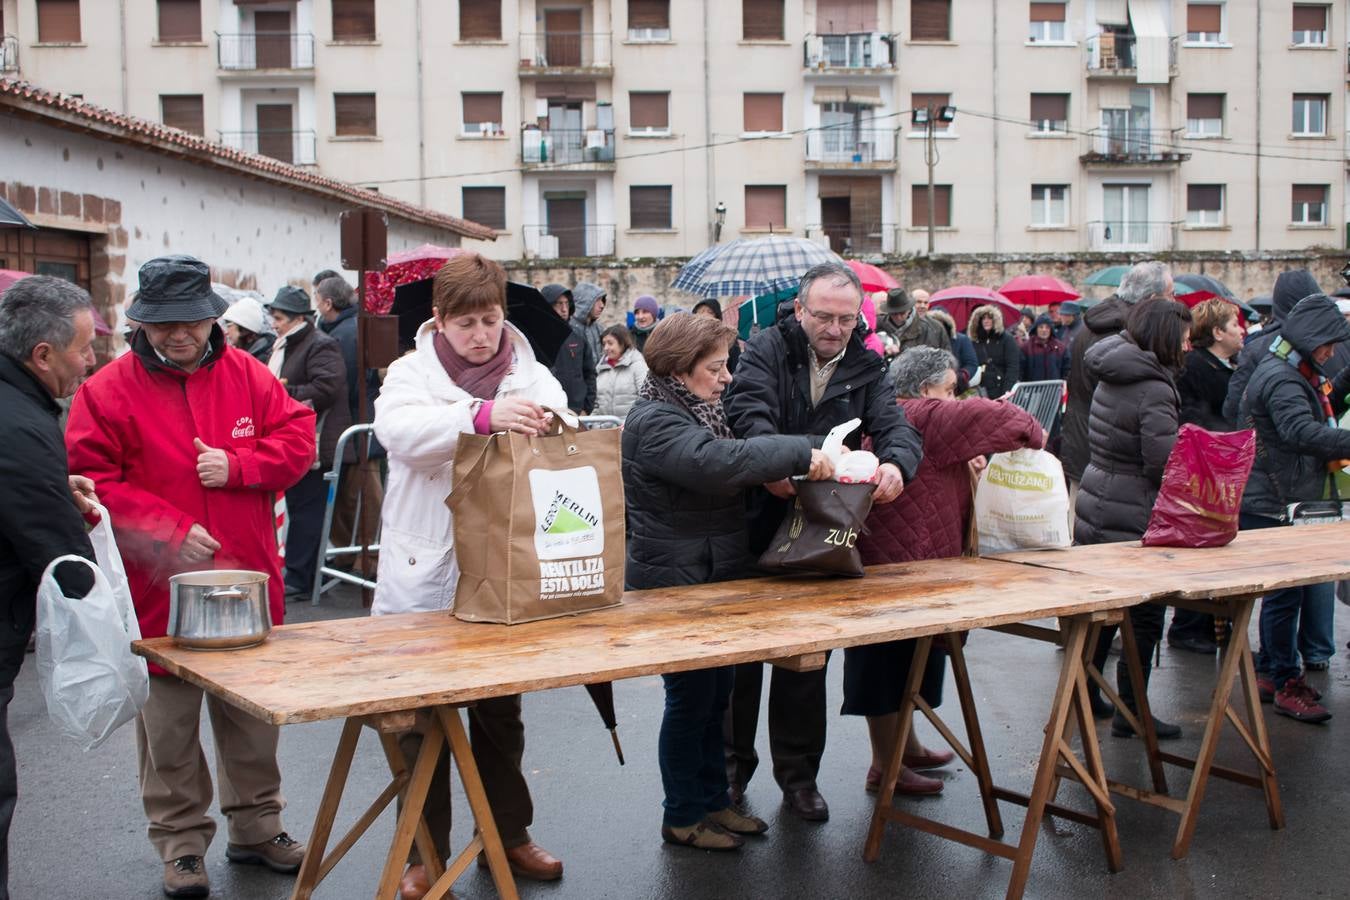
xmin=866 ymin=765 xmax=946 ymax=796
xmin=162 ymin=855 xmax=209 ymax=899
xmin=477 ymin=841 xmax=563 ymax=882
xmin=399 ymin=864 xmax=431 ymax=900
xmin=782 ymin=787 xmax=829 ymax=821
xmin=902 ymin=746 xmax=956 ymax=770
xmin=225 ymin=831 xmax=305 ymax=873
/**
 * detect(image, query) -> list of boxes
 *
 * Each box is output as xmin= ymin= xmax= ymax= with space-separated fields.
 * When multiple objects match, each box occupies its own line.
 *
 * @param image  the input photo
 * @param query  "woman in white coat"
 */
xmin=372 ymin=252 xmax=567 ymax=898
xmin=594 ymin=324 xmax=649 ymax=420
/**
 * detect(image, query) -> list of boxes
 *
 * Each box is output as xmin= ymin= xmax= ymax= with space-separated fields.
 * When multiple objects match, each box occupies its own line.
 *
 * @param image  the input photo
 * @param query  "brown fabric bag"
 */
xmin=758 ymin=481 xmax=876 ymax=577
xmin=447 ymin=415 xmax=625 ymax=623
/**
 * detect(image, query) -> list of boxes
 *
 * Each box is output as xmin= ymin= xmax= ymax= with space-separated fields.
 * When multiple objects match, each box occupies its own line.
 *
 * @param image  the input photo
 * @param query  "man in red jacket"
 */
xmin=66 ymin=256 xmax=316 ymax=899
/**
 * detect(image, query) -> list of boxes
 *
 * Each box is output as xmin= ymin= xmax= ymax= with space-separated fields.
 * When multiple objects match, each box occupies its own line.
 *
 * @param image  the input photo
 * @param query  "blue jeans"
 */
xmin=660 ymin=667 xmax=733 ymax=828
xmin=1241 ymin=513 xmax=1336 ymax=684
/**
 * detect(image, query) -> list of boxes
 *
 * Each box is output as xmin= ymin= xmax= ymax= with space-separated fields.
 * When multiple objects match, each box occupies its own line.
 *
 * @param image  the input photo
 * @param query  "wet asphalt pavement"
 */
xmin=11 ymin=587 xmax=1350 ymax=899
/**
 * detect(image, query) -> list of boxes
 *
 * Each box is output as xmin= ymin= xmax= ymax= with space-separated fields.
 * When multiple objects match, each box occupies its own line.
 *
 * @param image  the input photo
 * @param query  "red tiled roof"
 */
xmin=0 ymin=78 xmax=496 ymax=241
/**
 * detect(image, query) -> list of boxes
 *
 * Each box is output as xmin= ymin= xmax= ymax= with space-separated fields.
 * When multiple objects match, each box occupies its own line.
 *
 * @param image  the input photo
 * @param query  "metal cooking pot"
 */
xmin=168 ymin=570 xmax=271 ymax=650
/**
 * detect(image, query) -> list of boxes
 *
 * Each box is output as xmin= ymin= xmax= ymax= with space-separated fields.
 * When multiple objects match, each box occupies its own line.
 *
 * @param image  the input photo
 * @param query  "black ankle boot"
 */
xmin=1111 ymin=710 xmax=1182 ymax=740
xmin=1086 ymin=685 xmax=1115 ymax=720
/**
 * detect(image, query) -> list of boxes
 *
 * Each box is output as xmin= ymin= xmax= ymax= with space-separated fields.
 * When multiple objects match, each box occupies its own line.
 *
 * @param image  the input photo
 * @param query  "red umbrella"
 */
xmin=0 ymin=269 xmax=112 ymax=334
xmin=363 ymin=244 xmax=467 ymax=315
xmin=846 ymin=260 xmax=898 ymax=294
xmin=998 ymin=274 xmax=1080 ymax=307
xmin=928 ymin=285 xmax=1021 ymax=333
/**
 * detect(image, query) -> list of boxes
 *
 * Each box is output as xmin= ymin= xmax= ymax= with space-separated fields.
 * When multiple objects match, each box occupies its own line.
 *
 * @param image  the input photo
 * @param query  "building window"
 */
xmin=629 ymin=92 xmax=670 ymax=133
xmin=1186 ymin=184 xmax=1224 ymax=226
xmin=1028 ymin=3 xmax=1066 ymax=42
xmin=910 ymin=93 xmax=952 ymax=132
xmin=743 ymin=93 xmax=783 ymax=133
xmin=334 ymin=93 xmax=377 ymax=137
xmin=1292 ymin=94 xmax=1327 ymax=135
xmin=912 ymin=184 xmax=952 ymax=227
xmin=462 ymin=187 xmax=506 ymax=231
xmin=1029 ymin=93 xmax=1068 ymax=132
xmin=36 ymin=0 xmax=81 ymax=43
xmin=1185 ymin=3 xmax=1223 ymax=43
xmin=744 ymin=185 xmax=787 ymax=230
xmin=1030 ymin=185 xmax=1067 ymax=226
xmin=1292 ymin=5 xmax=1328 ymax=46
xmin=332 ymin=0 xmax=376 ymax=42
xmin=628 ymin=0 xmax=670 ymax=41
xmin=157 ymin=0 xmax=201 ymax=42
xmin=460 ymin=0 xmax=501 ymax=41
xmin=1186 ymin=93 xmax=1224 ymax=136
xmin=160 ymin=94 xmax=204 ymax=135
xmin=742 ymin=0 xmax=784 ymax=40
xmin=1291 ymin=184 xmax=1327 ymax=224
xmin=630 ymin=186 xmax=673 ymax=229
xmin=911 ymin=0 xmax=951 ymax=41
xmin=461 ymin=93 xmax=503 ymax=136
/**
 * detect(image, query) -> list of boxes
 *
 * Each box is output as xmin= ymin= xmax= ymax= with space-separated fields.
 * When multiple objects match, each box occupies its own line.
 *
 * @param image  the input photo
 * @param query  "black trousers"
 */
xmin=283 ymin=469 xmax=327 ymax=596
xmin=0 ymin=626 xmax=29 ymax=900
xmin=723 ymin=656 xmax=830 ymax=793
xmin=1090 ymin=602 xmax=1166 ymax=712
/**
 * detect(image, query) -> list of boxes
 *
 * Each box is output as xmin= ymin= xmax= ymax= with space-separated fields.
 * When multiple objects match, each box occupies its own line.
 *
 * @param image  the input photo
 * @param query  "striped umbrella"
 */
xmin=671 ymin=236 xmax=840 ymax=299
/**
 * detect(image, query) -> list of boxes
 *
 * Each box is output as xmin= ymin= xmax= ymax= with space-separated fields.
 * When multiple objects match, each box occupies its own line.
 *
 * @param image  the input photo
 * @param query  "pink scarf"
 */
xmin=433 ymin=330 xmax=513 ymax=400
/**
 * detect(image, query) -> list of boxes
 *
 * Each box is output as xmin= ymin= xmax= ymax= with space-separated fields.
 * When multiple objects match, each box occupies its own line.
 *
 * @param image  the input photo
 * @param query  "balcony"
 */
xmin=523 ymin=224 xmax=616 ymax=259
xmin=1 ymin=34 xmax=18 ymax=74
xmin=1085 ymin=220 xmax=1178 ymax=252
xmin=804 ymin=128 xmax=896 ymax=170
xmin=805 ymin=224 xmax=892 ymax=256
xmin=217 ymin=32 xmax=315 ymax=72
xmin=1079 ymin=128 xmax=1189 ymax=166
xmin=1085 ymin=33 xmax=1178 ymax=78
xmin=220 ymin=130 xmax=317 ymax=166
xmin=521 ymin=127 xmax=616 ymax=168
xmin=518 ymin=33 xmax=612 ymax=75
xmin=803 ymin=32 xmax=896 ymax=71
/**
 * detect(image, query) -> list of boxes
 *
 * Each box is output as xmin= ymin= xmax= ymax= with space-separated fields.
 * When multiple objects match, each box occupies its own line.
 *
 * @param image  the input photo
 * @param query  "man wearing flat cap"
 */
xmin=66 ymin=256 xmax=317 ymax=898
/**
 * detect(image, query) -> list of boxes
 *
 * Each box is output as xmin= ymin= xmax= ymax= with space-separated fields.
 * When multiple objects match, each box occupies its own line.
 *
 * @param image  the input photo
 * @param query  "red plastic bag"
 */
xmin=1142 ymin=425 xmax=1256 ymax=548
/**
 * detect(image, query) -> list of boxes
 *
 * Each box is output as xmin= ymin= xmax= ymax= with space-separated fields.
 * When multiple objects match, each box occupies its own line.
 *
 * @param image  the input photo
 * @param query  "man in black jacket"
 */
xmin=0 ymin=276 xmax=99 ymax=900
xmin=543 ymin=284 xmax=597 ymax=415
xmin=722 ymin=261 xmax=923 ymax=823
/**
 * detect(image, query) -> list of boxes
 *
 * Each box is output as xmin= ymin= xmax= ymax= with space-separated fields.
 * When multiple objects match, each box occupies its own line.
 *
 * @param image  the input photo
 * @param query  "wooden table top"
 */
xmin=136 ymin=555 xmax=1152 ymax=725
xmin=989 ymin=522 xmax=1350 ymax=600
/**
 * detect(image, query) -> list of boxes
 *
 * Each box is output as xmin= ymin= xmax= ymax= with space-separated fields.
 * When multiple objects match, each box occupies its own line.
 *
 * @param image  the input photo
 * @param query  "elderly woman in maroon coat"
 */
xmin=843 ymin=347 xmax=1044 ymax=796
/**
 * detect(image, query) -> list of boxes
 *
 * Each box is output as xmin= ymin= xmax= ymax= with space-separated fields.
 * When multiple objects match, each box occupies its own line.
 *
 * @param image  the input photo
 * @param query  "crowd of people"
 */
xmin=1 ymin=249 xmax=1348 ymax=899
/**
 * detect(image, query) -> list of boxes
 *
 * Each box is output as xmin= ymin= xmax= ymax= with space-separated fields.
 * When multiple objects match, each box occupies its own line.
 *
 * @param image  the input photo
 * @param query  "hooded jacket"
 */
xmin=542 ymin=284 xmax=597 ymax=413
xmin=966 ymin=304 xmax=1021 ymax=398
xmin=1019 ymin=314 xmax=1069 ymax=382
xmin=1222 ymin=269 xmax=1320 ymax=424
xmin=569 ymin=282 xmax=607 ymax=365
xmin=1239 ymin=294 xmax=1350 ymax=519
xmin=594 ymin=346 xmax=648 ymax=419
xmin=1073 ymin=333 xmax=1180 ymax=545
xmin=1061 ymin=297 xmax=1129 ymax=482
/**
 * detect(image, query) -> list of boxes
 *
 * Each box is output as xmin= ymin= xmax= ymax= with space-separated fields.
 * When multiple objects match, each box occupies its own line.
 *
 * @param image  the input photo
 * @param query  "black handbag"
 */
xmin=1249 ymin=414 xmax=1345 ymax=525
xmin=757 ymin=481 xmax=876 ymax=577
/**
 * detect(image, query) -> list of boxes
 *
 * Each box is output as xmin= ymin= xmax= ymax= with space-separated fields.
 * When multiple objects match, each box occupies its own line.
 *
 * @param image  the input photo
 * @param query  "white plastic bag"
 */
xmin=974 ymin=449 xmax=1072 ymax=554
xmin=35 ymin=505 xmax=148 ymax=750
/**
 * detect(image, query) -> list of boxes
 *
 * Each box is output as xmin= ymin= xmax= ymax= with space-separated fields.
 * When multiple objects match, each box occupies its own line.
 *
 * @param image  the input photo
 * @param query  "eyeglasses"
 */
xmin=800 ymin=304 xmax=859 ymax=330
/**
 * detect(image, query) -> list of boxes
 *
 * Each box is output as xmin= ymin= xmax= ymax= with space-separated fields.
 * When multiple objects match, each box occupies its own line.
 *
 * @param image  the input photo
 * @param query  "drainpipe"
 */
xmin=703 ymin=0 xmax=716 ymax=246
xmin=118 ymin=0 xmax=129 ymax=113
xmin=415 ymin=0 xmax=427 ymax=207
xmin=990 ymin=0 xmax=999 ymax=253
xmin=1254 ymin=2 xmax=1261 ymax=252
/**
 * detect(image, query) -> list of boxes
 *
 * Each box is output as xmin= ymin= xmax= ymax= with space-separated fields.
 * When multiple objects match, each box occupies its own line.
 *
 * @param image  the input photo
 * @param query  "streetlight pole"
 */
xmin=912 ymin=104 xmax=956 ymax=255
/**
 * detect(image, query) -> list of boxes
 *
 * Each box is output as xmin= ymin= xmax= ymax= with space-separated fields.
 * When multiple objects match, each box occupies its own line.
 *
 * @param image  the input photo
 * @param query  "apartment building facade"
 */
xmin=4 ymin=0 xmax=1348 ymax=260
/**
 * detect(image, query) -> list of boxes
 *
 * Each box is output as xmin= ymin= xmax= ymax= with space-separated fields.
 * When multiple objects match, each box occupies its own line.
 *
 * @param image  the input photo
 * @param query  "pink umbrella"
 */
xmin=928 ymin=285 xmax=1021 ymax=333
xmin=846 ymin=259 xmax=899 ymax=294
xmin=0 ymin=269 xmax=112 ymax=334
xmin=998 ymin=274 xmax=1080 ymax=308
xmin=363 ymin=244 xmax=467 ymax=315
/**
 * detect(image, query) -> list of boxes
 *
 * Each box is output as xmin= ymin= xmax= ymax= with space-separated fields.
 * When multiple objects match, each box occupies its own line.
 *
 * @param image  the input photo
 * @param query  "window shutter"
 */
xmin=817 ymin=0 xmax=875 ymax=32
xmin=1186 ymin=3 xmax=1221 ymax=32
xmin=743 ymin=93 xmax=783 ymax=132
xmin=158 ymin=0 xmax=201 ymax=41
xmin=911 ymin=185 xmax=930 ymax=227
xmin=161 ymin=95 xmax=204 ymax=135
xmin=911 ymin=92 xmax=951 ymax=129
xmin=745 ymin=186 xmax=786 ymax=229
xmin=1187 ymin=185 xmax=1222 ymax=211
xmin=912 ymin=185 xmax=951 ymax=226
xmin=1292 ymin=5 xmax=1326 ymax=31
xmin=461 ymin=93 xmax=502 ymax=127
xmin=629 ymin=0 xmax=669 ymax=29
xmin=629 ymin=92 xmax=669 ymax=129
xmin=460 ymin=0 xmax=502 ymax=40
xmin=462 ymin=187 xmax=506 ymax=230
xmin=1292 ymin=184 xmax=1326 ymax=205
xmin=630 ymin=186 xmax=672 ymax=229
xmin=911 ymin=0 xmax=950 ymax=40
xmin=1029 ymin=93 xmax=1068 ymax=121
xmin=1187 ymin=93 xmax=1223 ymax=119
xmin=934 ymin=185 xmax=951 ymax=226
xmin=335 ymin=93 xmax=377 ymax=136
xmin=743 ymin=0 xmax=784 ymax=40
xmin=333 ymin=0 xmax=376 ymax=40
xmin=37 ymin=0 xmax=81 ymax=42
xmin=1029 ymin=3 xmax=1066 ymax=23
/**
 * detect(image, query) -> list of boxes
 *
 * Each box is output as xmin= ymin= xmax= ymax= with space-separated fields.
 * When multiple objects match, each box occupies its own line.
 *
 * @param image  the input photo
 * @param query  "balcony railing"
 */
xmin=518 ymin=32 xmax=612 ymax=70
xmin=521 ymin=127 xmax=616 ymax=165
xmin=804 ymin=128 xmax=895 ymax=165
xmin=1080 ymin=128 xmax=1188 ymax=165
xmin=217 ymin=32 xmax=315 ymax=70
xmin=1085 ymin=33 xmax=1177 ymax=74
xmin=803 ymin=32 xmax=896 ymax=69
xmin=1 ymin=34 xmax=18 ymax=74
xmin=1085 ymin=220 xmax=1178 ymax=251
xmin=523 ymin=224 xmax=616 ymax=259
xmin=805 ymin=224 xmax=892 ymax=256
xmin=220 ymin=130 xmax=317 ymax=166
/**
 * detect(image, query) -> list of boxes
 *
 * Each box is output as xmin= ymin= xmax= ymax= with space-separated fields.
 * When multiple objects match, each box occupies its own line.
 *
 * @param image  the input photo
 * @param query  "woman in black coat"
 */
xmin=1075 ymin=299 xmax=1191 ymax=739
xmin=966 ymin=303 xmax=1021 ymax=398
xmin=622 ymin=314 xmax=832 ymax=851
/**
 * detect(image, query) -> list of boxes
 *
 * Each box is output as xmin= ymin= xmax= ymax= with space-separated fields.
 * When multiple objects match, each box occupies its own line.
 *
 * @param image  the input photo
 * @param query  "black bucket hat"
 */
xmin=126 ymin=255 xmax=229 ymax=324
xmin=267 ymin=285 xmax=312 ymax=316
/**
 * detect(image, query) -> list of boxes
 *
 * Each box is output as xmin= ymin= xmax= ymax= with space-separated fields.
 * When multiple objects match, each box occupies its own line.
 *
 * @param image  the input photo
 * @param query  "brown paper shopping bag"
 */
xmin=447 ymin=415 xmax=625 ymax=624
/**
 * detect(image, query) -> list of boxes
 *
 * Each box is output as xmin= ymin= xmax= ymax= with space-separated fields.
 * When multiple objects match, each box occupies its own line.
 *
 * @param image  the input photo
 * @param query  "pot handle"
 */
xmin=205 ymin=587 xmax=249 ymax=602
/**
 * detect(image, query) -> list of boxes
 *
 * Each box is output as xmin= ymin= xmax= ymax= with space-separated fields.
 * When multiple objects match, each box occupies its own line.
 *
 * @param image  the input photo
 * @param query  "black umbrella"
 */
xmin=390 ymin=278 xmax=572 ymax=366
xmin=0 ymin=196 xmax=35 ymax=229
xmin=1175 ymin=273 xmax=1235 ymax=299
xmin=1248 ymin=294 xmax=1273 ymax=313
xmin=583 ymin=682 xmax=625 ymax=765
